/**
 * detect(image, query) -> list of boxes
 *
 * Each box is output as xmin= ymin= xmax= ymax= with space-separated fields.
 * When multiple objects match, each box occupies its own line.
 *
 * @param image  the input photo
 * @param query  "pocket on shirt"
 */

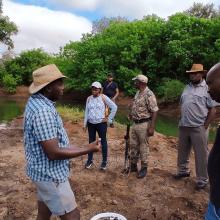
xmin=192 ymin=94 xmax=207 ymax=106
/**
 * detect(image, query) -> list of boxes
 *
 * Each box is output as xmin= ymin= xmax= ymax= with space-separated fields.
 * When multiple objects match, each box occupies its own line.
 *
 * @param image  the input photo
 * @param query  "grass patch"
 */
xmin=57 ymin=105 xmax=84 ymax=123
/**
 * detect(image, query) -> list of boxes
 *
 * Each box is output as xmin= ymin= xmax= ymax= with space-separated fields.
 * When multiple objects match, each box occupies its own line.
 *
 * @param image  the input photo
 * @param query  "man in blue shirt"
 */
xmin=173 ymin=64 xmax=216 ymax=190
xmin=102 ymin=73 xmax=119 ymax=101
xmin=24 ymin=64 xmax=100 ymax=220
xmin=102 ymin=73 xmax=119 ymax=128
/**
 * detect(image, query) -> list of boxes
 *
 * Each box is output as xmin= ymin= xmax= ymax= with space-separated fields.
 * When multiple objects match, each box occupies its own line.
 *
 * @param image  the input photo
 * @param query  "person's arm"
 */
xmin=40 ymin=139 xmax=101 ymax=160
xmin=83 ymin=97 xmax=89 ymax=129
xmin=101 ymin=82 xmax=106 ymax=94
xmin=146 ymin=91 xmax=159 ymax=136
xmin=204 ymin=107 xmax=216 ymax=129
xmin=112 ymin=88 xmax=119 ymax=101
xmin=147 ymin=111 xmax=158 ymax=136
xmin=104 ymin=95 xmax=117 ymax=123
xmin=204 ymin=92 xmax=218 ymax=129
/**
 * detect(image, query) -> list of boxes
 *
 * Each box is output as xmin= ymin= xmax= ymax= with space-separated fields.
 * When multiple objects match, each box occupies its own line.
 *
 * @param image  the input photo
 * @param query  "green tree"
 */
xmin=0 ymin=0 xmax=18 ymax=49
xmin=164 ymin=13 xmax=220 ymax=81
xmin=2 ymin=74 xmax=17 ymax=93
xmin=0 ymin=49 xmax=52 ymax=92
xmin=157 ymin=78 xmax=185 ymax=103
xmin=59 ymin=18 xmax=167 ymax=95
xmin=57 ymin=13 xmax=220 ymax=98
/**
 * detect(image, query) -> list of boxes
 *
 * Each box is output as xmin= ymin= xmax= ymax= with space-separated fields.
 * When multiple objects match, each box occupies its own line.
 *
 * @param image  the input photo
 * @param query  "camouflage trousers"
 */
xmin=130 ymin=121 xmax=149 ymax=168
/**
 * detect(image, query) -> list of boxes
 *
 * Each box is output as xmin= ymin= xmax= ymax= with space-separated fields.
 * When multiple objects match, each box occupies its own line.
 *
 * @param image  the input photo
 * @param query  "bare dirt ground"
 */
xmin=0 ymin=116 xmax=210 ymax=220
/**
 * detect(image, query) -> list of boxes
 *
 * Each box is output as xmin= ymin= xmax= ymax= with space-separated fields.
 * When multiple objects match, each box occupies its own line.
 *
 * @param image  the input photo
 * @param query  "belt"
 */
xmin=133 ymin=118 xmax=151 ymax=124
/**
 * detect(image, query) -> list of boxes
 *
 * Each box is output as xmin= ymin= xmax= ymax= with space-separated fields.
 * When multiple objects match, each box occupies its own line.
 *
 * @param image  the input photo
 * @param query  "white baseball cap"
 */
xmin=91 ymin=81 xmax=102 ymax=89
xmin=132 ymin=74 xmax=148 ymax=84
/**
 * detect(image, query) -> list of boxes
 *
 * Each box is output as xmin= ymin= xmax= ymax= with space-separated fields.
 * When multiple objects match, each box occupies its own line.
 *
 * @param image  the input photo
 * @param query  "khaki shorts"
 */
xmin=33 ymin=180 xmax=77 ymax=216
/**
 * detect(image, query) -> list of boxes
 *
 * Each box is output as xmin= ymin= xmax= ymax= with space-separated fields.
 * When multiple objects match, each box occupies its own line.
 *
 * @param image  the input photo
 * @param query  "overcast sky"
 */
xmin=1 ymin=0 xmax=219 ymax=55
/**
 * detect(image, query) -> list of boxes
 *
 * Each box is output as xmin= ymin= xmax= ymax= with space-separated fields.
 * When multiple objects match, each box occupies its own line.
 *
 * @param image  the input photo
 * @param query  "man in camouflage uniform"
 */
xmin=129 ymin=74 xmax=158 ymax=178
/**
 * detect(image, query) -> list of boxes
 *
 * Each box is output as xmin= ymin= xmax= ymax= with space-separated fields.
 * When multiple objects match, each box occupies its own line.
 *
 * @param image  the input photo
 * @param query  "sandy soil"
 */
xmin=0 ymin=116 xmax=210 ymax=220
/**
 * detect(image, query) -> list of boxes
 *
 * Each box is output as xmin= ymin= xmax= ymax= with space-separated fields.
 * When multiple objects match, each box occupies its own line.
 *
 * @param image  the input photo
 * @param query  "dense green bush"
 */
xmin=57 ymin=13 xmax=220 ymax=97
xmin=0 ymin=49 xmax=53 ymax=92
xmin=2 ymin=74 xmax=17 ymax=93
xmin=157 ymin=78 xmax=185 ymax=103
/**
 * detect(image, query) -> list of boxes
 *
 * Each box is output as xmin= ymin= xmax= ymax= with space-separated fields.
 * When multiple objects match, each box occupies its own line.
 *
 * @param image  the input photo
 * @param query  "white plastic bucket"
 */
xmin=91 ymin=212 xmax=127 ymax=220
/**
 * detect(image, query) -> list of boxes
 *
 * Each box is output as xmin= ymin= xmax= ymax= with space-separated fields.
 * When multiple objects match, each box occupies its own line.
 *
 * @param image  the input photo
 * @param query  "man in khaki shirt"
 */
xmin=129 ymin=74 xmax=158 ymax=178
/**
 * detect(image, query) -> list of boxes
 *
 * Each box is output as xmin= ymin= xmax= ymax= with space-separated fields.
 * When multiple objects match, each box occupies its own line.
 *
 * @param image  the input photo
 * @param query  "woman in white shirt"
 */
xmin=83 ymin=81 xmax=117 ymax=170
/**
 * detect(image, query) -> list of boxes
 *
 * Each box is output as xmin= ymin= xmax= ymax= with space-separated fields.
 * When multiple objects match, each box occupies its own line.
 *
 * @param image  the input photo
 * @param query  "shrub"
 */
xmin=2 ymin=74 xmax=18 ymax=93
xmin=157 ymin=78 xmax=185 ymax=103
xmin=57 ymin=105 xmax=84 ymax=123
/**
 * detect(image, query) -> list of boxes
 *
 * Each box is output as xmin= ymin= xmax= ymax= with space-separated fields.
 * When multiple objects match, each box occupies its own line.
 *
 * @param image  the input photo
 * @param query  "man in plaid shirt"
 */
xmin=24 ymin=64 xmax=100 ymax=220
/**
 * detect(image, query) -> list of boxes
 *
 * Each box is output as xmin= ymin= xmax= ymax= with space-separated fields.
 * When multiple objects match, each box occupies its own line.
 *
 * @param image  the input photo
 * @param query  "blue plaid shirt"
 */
xmin=23 ymin=93 xmax=70 ymax=183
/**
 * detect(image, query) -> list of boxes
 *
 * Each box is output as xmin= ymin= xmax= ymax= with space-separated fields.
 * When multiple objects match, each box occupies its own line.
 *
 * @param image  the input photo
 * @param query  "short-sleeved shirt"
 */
xmin=23 ymin=93 xmax=70 ymax=183
xmin=179 ymin=80 xmax=217 ymax=127
xmin=102 ymin=81 xmax=118 ymax=98
xmin=131 ymin=87 xmax=159 ymax=120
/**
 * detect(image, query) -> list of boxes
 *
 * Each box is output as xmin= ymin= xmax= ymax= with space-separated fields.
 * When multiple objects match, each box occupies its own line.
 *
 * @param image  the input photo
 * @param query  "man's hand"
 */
xmin=89 ymin=139 xmax=101 ymax=152
xmin=102 ymin=118 xmax=108 ymax=123
xmin=147 ymin=126 xmax=155 ymax=137
xmin=204 ymin=124 xmax=209 ymax=130
xmin=83 ymin=126 xmax=87 ymax=132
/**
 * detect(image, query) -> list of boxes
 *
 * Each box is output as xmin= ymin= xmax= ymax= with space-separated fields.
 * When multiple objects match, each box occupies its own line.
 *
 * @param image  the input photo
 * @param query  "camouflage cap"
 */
xmin=132 ymin=74 xmax=148 ymax=84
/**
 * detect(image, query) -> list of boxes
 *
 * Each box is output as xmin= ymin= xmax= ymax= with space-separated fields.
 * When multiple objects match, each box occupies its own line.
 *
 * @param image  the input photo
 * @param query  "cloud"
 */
xmin=47 ymin=0 xmax=219 ymax=19
xmin=2 ymin=0 xmax=92 ymax=54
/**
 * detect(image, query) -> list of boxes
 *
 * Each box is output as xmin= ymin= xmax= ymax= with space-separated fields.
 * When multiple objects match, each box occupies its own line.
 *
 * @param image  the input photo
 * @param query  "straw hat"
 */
xmin=29 ymin=64 xmax=66 ymax=94
xmin=186 ymin=64 xmax=207 ymax=73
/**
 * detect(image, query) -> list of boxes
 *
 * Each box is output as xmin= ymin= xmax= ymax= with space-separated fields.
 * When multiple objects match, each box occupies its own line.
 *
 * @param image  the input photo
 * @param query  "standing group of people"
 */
xmin=23 ymin=62 xmax=220 ymax=219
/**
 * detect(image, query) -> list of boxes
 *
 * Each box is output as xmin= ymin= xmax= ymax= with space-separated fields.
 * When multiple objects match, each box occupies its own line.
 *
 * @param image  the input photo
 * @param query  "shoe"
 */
xmin=173 ymin=172 xmax=190 ymax=179
xmin=130 ymin=163 xmax=138 ymax=172
xmin=122 ymin=163 xmax=137 ymax=174
xmin=100 ymin=161 xmax=107 ymax=170
xmin=110 ymin=123 xmax=114 ymax=128
xmin=195 ymin=182 xmax=207 ymax=190
xmin=137 ymin=167 xmax=147 ymax=178
xmin=85 ymin=160 xmax=93 ymax=169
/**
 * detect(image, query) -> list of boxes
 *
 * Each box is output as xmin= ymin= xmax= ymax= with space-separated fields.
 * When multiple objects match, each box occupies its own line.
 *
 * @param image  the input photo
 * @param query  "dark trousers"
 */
xmin=87 ymin=122 xmax=108 ymax=162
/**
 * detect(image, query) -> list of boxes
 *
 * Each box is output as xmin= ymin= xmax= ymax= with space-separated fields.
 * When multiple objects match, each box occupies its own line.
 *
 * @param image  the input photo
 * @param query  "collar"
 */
xmin=137 ymin=86 xmax=149 ymax=96
xmin=32 ymin=93 xmax=56 ymax=107
xmin=140 ymin=86 xmax=149 ymax=93
xmin=189 ymin=79 xmax=206 ymax=88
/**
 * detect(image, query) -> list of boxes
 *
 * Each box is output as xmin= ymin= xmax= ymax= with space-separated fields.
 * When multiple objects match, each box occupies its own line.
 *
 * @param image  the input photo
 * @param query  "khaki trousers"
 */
xmin=177 ymin=126 xmax=209 ymax=184
xmin=130 ymin=122 xmax=149 ymax=167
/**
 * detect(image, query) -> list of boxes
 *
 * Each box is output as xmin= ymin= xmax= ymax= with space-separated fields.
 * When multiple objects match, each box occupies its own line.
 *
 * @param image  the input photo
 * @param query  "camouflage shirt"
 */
xmin=131 ymin=87 xmax=159 ymax=120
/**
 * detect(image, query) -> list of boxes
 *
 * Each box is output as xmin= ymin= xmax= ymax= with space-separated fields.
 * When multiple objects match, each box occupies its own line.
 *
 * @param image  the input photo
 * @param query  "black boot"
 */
xmin=122 ymin=163 xmax=137 ymax=174
xmin=137 ymin=167 xmax=147 ymax=178
xmin=130 ymin=163 xmax=138 ymax=172
xmin=172 ymin=172 xmax=190 ymax=179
